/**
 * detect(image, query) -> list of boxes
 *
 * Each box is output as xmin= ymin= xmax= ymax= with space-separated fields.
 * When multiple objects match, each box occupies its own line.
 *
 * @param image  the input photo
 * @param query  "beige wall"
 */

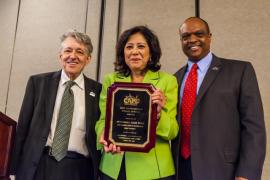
xmin=119 ymin=0 xmax=194 ymax=74
xmin=1 ymin=0 xmax=269 ymax=179
xmin=0 ymin=0 xmax=19 ymax=113
xmin=2 ymin=0 xmax=102 ymax=119
xmin=99 ymin=0 xmax=120 ymax=81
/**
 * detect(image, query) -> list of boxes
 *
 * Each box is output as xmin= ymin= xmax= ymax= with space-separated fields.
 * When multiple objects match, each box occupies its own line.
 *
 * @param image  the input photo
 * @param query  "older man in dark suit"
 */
xmin=11 ymin=30 xmax=101 ymax=180
xmin=172 ymin=17 xmax=266 ymax=180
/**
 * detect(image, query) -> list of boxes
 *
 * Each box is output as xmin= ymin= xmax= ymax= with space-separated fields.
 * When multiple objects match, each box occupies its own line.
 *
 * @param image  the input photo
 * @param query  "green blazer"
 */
xmin=95 ymin=70 xmax=179 ymax=180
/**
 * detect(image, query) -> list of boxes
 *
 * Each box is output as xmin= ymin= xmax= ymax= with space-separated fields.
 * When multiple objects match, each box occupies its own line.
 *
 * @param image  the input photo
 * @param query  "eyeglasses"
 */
xmin=62 ymin=48 xmax=88 ymax=56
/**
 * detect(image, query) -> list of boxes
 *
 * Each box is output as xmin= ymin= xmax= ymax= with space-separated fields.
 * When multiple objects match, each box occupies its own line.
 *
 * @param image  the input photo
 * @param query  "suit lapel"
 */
xmin=174 ymin=65 xmax=188 ymax=123
xmin=175 ymin=65 xmax=188 ymax=86
xmin=114 ymin=73 xmax=131 ymax=82
xmin=142 ymin=70 xmax=159 ymax=86
xmin=194 ymin=55 xmax=222 ymax=108
xmin=84 ymin=76 xmax=96 ymax=135
xmin=114 ymin=70 xmax=160 ymax=86
xmin=45 ymin=71 xmax=61 ymax=125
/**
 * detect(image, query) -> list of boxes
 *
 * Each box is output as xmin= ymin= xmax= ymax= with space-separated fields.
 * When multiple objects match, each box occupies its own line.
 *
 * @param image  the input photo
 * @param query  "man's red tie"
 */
xmin=181 ymin=63 xmax=198 ymax=159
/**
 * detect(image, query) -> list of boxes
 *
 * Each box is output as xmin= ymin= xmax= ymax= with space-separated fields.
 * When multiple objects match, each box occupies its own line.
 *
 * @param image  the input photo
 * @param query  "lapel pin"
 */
xmin=89 ymin=91 xmax=96 ymax=97
xmin=212 ymin=66 xmax=219 ymax=71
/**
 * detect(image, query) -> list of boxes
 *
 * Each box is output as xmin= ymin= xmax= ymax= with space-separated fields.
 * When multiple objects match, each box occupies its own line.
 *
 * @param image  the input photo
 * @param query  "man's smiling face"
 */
xmin=180 ymin=18 xmax=212 ymax=62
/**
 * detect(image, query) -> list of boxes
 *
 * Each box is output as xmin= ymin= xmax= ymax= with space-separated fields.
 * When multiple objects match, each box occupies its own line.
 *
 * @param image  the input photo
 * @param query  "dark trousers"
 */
xmin=178 ymin=156 xmax=193 ymax=180
xmin=34 ymin=149 xmax=93 ymax=180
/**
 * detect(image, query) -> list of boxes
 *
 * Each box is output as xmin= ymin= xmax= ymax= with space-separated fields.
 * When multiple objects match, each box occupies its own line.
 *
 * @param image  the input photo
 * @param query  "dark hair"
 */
xmin=114 ymin=25 xmax=161 ymax=76
xmin=180 ymin=17 xmax=211 ymax=34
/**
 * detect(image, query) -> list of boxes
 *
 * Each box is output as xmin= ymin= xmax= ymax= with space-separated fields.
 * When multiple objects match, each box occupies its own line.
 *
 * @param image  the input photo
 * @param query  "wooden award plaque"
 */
xmin=104 ymin=82 xmax=157 ymax=152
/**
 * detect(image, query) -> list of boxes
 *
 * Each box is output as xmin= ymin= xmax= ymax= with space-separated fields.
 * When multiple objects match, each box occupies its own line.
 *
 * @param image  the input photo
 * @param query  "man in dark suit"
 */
xmin=11 ymin=30 xmax=101 ymax=180
xmin=172 ymin=17 xmax=266 ymax=180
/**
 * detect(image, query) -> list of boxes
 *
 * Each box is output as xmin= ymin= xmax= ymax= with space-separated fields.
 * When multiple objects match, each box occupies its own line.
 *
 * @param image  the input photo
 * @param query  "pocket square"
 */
xmin=89 ymin=91 xmax=96 ymax=97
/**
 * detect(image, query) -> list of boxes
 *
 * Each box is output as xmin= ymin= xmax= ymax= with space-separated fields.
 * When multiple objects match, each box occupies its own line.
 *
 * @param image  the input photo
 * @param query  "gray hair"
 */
xmin=60 ymin=29 xmax=93 ymax=56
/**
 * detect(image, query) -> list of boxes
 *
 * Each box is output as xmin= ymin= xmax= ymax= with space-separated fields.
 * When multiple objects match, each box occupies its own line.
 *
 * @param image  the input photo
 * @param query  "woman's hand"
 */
xmin=151 ymin=88 xmax=166 ymax=119
xmin=99 ymin=130 xmax=123 ymax=154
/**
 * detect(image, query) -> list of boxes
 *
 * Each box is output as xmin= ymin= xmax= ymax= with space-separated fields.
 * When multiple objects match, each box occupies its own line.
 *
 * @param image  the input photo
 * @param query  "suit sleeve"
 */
xmin=95 ymin=74 xmax=112 ymax=150
xmin=156 ymin=75 xmax=179 ymax=140
xmin=235 ymin=62 xmax=266 ymax=179
xmin=10 ymin=76 xmax=36 ymax=174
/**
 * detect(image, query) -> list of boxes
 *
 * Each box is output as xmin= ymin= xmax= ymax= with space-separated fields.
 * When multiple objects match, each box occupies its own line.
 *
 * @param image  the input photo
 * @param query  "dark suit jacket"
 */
xmin=172 ymin=55 xmax=266 ymax=180
xmin=11 ymin=70 xmax=102 ymax=180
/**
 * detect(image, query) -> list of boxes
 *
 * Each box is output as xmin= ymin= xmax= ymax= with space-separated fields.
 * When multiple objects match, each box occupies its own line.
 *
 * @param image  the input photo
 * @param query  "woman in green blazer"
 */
xmin=95 ymin=26 xmax=179 ymax=180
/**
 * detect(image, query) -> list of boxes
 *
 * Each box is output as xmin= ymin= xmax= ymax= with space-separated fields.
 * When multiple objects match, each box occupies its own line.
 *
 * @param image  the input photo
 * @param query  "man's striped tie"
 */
xmin=51 ymin=80 xmax=75 ymax=161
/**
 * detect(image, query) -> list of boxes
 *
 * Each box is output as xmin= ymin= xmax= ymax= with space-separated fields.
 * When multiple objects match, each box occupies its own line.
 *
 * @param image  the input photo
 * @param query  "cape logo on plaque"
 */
xmin=104 ymin=82 xmax=157 ymax=152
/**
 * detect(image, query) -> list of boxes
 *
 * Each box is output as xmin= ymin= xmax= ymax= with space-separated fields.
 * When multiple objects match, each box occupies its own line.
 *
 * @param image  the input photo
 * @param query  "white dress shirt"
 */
xmin=46 ymin=70 xmax=88 ymax=156
xmin=180 ymin=52 xmax=213 ymax=104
